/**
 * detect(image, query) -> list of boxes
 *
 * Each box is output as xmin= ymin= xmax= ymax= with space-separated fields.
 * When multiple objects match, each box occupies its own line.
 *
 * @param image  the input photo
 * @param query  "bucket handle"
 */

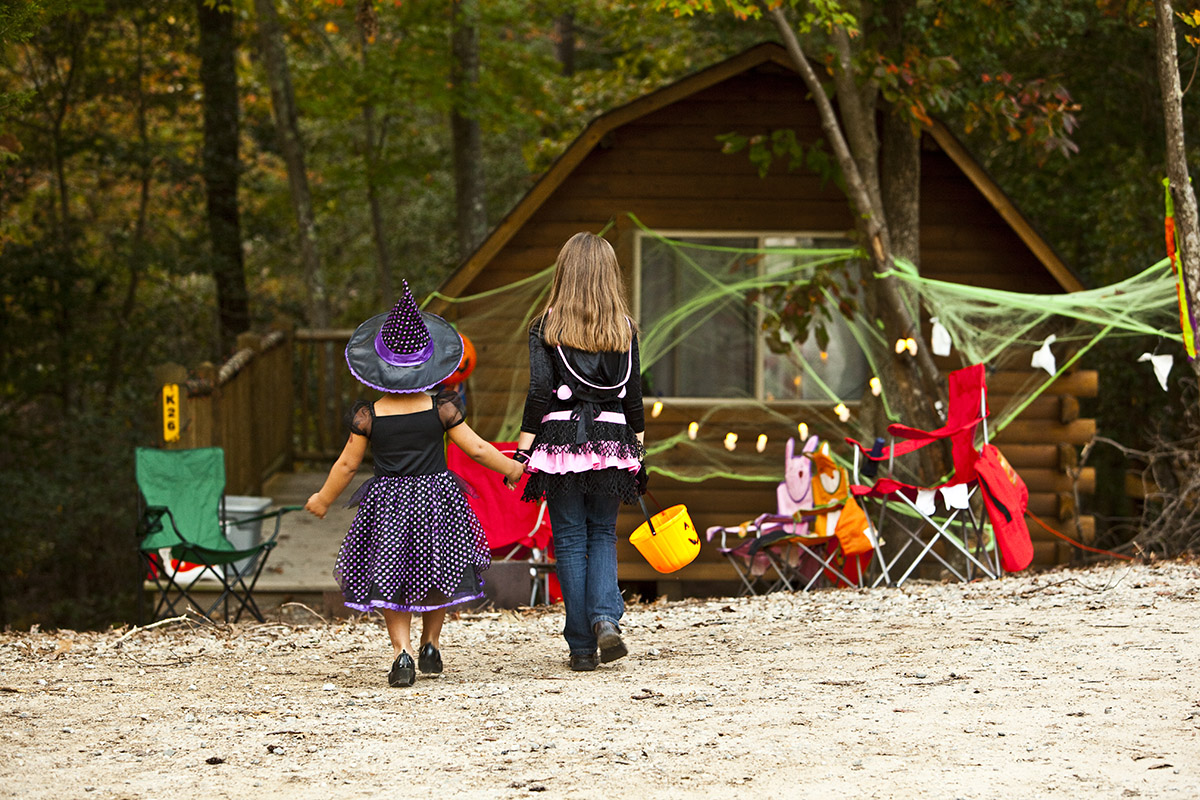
xmin=638 ymin=495 xmax=660 ymax=537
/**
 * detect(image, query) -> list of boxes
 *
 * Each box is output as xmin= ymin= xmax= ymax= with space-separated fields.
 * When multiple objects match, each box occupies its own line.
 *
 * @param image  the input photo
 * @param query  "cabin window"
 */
xmin=635 ymin=232 xmax=869 ymax=402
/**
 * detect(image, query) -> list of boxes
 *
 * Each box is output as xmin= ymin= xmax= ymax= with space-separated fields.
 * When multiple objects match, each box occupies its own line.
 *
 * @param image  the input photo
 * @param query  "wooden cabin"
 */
xmin=432 ymin=43 xmax=1096 ymax=597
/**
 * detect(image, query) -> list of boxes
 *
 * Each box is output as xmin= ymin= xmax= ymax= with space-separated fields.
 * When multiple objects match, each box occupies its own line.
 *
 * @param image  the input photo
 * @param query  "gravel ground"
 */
xmin=2 ymin=558 xmax=1198 ymax=799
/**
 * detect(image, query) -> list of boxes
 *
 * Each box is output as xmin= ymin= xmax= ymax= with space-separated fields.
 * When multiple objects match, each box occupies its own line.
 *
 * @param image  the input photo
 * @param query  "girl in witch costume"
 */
xmin=305 ymin=282 xmax=524 ymax=688
xmin=513 ymin=232 xmax=646 ymax=672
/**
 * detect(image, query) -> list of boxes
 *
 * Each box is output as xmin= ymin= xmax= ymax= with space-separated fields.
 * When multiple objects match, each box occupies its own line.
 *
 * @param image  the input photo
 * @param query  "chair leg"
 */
xmin=796 ymin=541 xmax=858 ymax=590
xmin=888 ymin=513 xmax=999 ymax=586
xmin=529 ymin=562 xmax=556 ymax=606
xmin=764 ymin=550 xmax=797 ymax=592
xmin=860 ymin=496 xmax=905 ymax=587
xmin=720 ymin=551 xmax=764 ymax=596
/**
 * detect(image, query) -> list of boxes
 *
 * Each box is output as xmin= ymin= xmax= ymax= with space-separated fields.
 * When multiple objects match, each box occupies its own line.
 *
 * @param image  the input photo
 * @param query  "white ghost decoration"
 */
xmin=1031 ymin=334 xmax=1057 ymax=376
xmin=1138 ymin=352 xmax=1174 ymax=391
xmin=930 ymin=317 xmax=952 ymax=357
xmin=940 ymin=483 xmax=971 ymax=510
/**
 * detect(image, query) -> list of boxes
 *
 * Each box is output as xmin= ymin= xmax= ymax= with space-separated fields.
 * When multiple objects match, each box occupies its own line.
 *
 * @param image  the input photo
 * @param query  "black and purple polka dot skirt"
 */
xmin=333 ymin=473 xmax=491 ymax=613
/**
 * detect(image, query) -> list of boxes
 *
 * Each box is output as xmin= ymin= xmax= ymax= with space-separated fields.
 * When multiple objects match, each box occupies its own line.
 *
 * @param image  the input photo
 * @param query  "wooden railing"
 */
xmin=293 ymin=328 xmax=372 ymax=463
xmin=153 ymin=329 xmax=294 ymax=496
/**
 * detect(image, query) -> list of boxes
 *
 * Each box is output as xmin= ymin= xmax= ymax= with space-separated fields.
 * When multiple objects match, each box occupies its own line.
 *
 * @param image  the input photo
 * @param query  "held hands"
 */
xmin=503 ymin=459 xmax=526 ymax=491
xmin=503 ymin=449 xmax=530 ymax=491
xmin=304 ymin=493 xmax=329 ymax=519
xmin=635 ymin=462 xmax=649 ymax=496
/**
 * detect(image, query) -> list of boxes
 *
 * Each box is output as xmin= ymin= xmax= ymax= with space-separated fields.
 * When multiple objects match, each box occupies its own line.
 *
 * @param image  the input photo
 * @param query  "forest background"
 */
xmin=1 ymin=0 xmax=1196 ymax=630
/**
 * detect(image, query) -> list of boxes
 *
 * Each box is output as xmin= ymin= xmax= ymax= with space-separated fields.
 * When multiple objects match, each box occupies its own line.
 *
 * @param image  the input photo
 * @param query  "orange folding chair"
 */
xmin=705 ymin=436 xmax=874 ymax=593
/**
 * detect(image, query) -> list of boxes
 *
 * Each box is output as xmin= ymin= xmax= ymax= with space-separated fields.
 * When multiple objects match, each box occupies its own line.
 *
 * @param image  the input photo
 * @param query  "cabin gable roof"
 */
xmin=434 ymin=42 xmax=1081 ymax=309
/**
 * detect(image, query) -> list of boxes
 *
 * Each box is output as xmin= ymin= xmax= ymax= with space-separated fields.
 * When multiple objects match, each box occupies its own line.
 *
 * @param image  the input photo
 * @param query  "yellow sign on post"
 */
xmin=162 ymin=383 xmax=181 ymax=443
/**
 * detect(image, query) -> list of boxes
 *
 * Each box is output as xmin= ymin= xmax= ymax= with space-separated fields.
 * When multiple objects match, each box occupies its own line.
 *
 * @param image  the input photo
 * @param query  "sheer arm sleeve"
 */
xmin=520 ymin=325 xmax=554 ymax=434
xmin=621 ymin=333 xmax=645 ymax=434
xmin=435 ymin=389 xmax=467 ymax=431
xmin=346 ymin=400 xmax=374 ymax=438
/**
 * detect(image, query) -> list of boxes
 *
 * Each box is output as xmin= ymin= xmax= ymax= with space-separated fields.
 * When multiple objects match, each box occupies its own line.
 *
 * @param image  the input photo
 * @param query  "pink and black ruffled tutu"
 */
xmin=521 ymin=410 xmax=643 ymax=505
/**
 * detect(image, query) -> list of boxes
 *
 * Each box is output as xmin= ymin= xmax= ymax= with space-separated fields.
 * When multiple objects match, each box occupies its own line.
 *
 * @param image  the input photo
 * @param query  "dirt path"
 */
xmin=2 ymin=559 xmax=1198 ymax=799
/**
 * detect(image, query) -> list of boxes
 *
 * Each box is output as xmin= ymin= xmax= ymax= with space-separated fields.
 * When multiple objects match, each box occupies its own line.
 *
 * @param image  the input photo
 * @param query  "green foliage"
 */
xmin=0 ymin=0 xmax=764 ymax=628
xmin=521 ymin=1 xmax=765 ymax=174
xmin=0 ymin=0 xmax=47 ymax=151
xmin=754 ymin=261 xmax=861 ymax=357
xmin=0 ymin=0 xmax=47 ymax=44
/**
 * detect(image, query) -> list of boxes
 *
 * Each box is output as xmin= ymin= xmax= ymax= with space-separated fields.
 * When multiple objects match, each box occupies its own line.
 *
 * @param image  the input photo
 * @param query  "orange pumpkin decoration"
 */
xmin=441 ymin=332 xmax=476 ymax=386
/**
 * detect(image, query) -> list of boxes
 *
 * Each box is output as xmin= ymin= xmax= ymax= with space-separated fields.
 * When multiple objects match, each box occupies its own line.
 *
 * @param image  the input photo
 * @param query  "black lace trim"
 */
xmin=521 ymin=468 xmax=640 ymax=506
xmin=531 ymin=420 xmax=642 ymax=454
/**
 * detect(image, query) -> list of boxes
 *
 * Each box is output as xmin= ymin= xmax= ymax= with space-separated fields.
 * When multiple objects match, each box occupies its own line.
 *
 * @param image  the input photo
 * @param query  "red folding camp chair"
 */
xmin=446 ymin=441 xmax=557 ymax=605
xmin=846 ymin=363 xmax=1001 ymax=586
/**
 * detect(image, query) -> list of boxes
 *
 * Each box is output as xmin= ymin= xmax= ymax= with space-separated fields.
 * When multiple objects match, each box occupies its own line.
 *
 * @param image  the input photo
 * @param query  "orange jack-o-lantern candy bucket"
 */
xmin=629 ymin=500 xmax=700 ymax=573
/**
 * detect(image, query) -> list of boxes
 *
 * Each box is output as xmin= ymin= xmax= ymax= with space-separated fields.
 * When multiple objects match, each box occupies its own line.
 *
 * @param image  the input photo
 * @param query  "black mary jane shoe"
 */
xmin=388 ymin=651 xmax=415 ymax=687
xmin=593 ymin=620 xmax=628 ymax=664
xmin=569 ymin=651 xmax=599 ymax=672
xmin=418 ymin=642 xmax=443 ymax=674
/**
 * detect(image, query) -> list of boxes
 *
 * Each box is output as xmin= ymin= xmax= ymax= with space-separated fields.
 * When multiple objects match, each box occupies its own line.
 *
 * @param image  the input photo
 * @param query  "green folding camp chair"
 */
xmin=135 ymin=446 xmax=299 ymax=623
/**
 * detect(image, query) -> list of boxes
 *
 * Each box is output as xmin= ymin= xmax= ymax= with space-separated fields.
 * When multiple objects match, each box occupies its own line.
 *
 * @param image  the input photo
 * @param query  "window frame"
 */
xmin=633 ymin=228 xmax=863 ymax=406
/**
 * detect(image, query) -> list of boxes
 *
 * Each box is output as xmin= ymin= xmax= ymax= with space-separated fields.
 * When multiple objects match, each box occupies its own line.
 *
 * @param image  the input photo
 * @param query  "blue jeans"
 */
xmin=546 ymin=492 xmax=624 ymax=655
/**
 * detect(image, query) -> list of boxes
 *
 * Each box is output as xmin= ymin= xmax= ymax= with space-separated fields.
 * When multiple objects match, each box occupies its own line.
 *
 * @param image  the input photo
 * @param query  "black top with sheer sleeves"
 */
xmin=344 ymin=390 xmax=466 ymax=478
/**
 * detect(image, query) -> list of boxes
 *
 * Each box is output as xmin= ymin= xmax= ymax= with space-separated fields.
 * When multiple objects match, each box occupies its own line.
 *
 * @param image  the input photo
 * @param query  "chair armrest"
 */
xmin=223 ymin=505 xmax=302 ymax=527
xmin=222 ymin=505 xmax=302 ymax=547
xmin=845 ymin=436 xmax=891 ymax=460
xmin=887 ymin=415 xmax=983 ymax=442
xmin=137 ymin=506 xmax=168 ymax=536
xmin=137 ymin=505 xmax=186 ymax=548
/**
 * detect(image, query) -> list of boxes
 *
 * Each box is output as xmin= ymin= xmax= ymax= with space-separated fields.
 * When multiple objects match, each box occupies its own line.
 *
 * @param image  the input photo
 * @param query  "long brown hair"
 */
xmin=538 ymin=232 xmax=636 ymax=351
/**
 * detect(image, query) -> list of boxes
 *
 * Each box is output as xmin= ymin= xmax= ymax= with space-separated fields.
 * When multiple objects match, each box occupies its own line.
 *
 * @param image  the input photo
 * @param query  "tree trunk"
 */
xmin=880 ymin=112 xmax=920 ymax=265
xmin=870 ymin=0 xmax=929 ymax=446
xmin=42 ymin=22 xmax=83 ymax=412
xmin=555 ymin=10 xmax=576 ymax=76
xmin=105 ymin=12 xmax=151 ymax=401
xmin=253 ymin=0 xmax=329 ymax=329
xmin=197 ymin=0 xmax=250 ymax=355
xmin=829 ymin=26 xmax=883 ymax=218
xmin=768 ymin=6 xmax=947 ymax=480
xmin=878 ymin=0 xmax=920 ymax=271
xmin=356 ymin=0 xmax=394 ymax=303
xmin=1154 ymin=0 xmax=1200 ymax=380
xmin=451 ymin=0 xmax=487 ymax=261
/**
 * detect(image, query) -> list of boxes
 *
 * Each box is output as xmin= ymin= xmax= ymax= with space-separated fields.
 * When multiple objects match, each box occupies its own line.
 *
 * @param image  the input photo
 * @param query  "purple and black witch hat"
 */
xmin=345 ymin=281 xmax=463 ymax=393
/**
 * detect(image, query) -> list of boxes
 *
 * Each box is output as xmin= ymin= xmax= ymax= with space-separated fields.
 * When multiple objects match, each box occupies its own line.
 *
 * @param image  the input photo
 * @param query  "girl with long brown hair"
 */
xmin=513 ymin=232 xmax=646 ymax=671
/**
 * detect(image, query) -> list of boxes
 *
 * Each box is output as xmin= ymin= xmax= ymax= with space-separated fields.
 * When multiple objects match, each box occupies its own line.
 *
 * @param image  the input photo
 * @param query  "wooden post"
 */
xmin=230 ymin=333 xmax=262 ymax=496
xmin=1058 ymin=395 xmax=1081 ymax=424
xmin=1057 ymin=443 xmax=1078 ymax=470
xmin=153 ymin=363 xmax=189 ymax=449
xmin=276 ymin=322 xmax=296 ymax=473
xmin=193 ymin=362 xmax=218 ymax=451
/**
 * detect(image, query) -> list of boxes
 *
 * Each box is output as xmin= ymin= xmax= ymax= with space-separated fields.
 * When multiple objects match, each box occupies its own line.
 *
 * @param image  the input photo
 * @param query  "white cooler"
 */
xmin=222 ymin=495 xmax=273 ymax=578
